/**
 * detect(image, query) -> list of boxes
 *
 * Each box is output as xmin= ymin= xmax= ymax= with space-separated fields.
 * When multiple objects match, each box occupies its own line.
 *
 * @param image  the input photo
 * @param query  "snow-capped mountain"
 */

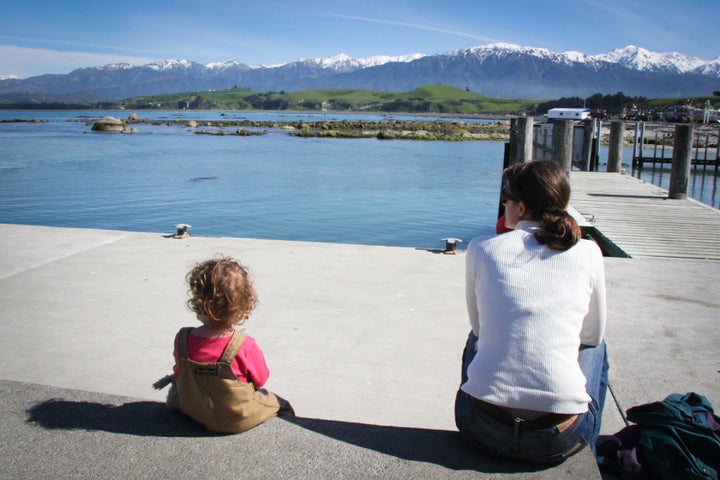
xmin=694 ymin=58 xmax=720 ymax=77
xmin=593 ymin=45 xmax=708 ymax=73
xmin=100 ymin=52 xmax=425 ymax=74
xmin=1 ymin=43 xmax=717 ymax=102
xmin=145 ymin=59 xmax=196 ymax=71
xmin=451 ymin=43 xmax=712 ymax=74
xmin=205 ymin=60 xmax=250 ymax=70
xmin=294 ymin=52 xmax=425 ymax=72
xmin=452 ymin=43 xmax=586 ymax=65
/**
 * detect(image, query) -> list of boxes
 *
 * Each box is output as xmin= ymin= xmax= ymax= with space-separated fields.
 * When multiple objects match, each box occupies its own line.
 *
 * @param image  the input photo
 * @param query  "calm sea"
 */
xmin=0 ymin=110 xmax=503 ymax=249
xmin=1 ymin=110 xmax=717 ymax=250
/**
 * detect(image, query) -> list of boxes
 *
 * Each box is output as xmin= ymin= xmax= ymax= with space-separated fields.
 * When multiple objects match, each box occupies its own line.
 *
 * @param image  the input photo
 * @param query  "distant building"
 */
xmin=545 ymin=108 xmax=592 ymax=122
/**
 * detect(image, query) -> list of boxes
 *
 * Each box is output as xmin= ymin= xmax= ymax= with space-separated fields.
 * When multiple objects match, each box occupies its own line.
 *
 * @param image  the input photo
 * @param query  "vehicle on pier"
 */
xmin=621 ymin=105 xmax=663 ymax=121
xmin=663 ymin=102 xmax=719 ymax=123
xmin=545 ymin=108 xmax=592 ymax=122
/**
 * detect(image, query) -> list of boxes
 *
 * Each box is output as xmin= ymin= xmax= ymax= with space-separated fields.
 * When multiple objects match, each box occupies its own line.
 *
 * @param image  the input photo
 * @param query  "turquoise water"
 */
xmin=2 ymin=111 xmax=717 ymax=250
xmin=0 ymin=111 xmax=503 ymax=249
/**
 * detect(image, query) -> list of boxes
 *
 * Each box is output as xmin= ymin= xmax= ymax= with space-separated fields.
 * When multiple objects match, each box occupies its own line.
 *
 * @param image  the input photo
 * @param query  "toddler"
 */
xmin=156 ymin=256 xmax=293 ymax=433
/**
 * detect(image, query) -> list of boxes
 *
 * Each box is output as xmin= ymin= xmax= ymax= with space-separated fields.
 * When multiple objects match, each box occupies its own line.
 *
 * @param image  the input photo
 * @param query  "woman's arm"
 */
xmin=580 ymin=245 xmax=607 ymax=346
xmin=466 ymin=240 xmax=480 ymax=336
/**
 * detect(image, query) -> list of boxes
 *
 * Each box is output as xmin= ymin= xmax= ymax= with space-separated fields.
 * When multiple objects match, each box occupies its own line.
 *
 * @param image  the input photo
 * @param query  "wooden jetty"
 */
xmin=510 ymin=118 xmax=720 ymax=260
xmin=570 ymin=172 xmax=720 ymax=260
xmin=633 ymin=145 xmax=719 ymax=169
xmin=631 ymin=122 xmax=719 ymax=170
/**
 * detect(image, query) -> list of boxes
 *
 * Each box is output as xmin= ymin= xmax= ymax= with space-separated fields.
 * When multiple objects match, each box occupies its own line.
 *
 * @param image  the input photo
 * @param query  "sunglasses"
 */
xmin=501 ymin=189 xmax=522 ymax=204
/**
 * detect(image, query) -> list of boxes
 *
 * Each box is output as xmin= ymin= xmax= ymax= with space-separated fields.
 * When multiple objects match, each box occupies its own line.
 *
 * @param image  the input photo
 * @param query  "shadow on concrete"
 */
xmin=24 ymin=398 xmax=576 ymax=475
xmin=284 ymin=416 xmax=551 ymax=474
xmin=26 ymin=398 xmax=209 ymax=437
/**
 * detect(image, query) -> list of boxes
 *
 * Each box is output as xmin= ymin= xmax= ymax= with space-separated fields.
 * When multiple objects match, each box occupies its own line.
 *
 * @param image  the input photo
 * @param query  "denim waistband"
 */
xmin=470 ymin=397 xmax=578 ymax=431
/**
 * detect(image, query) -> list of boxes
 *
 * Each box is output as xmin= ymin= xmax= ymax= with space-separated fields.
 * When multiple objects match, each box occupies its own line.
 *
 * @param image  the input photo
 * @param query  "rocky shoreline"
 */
xmin=134 ymin=116 xmax=720 ymax=146
xmin=129 ymin=117 xmax=514 ymax=141
xmin=4 ymin=113 xmax=718 ymax=145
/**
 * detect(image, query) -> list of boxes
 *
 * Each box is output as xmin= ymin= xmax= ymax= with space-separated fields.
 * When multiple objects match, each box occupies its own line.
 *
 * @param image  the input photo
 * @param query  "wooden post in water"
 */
xmin=640 ymin=122 xmax=646 ymax=160
xmin=508 ymin=118 xmax=518 ymax=166
xmin=499 ymin=143 xmax=512 ymax=219
xmin=593 ymin=119 xmax=602 ymax=171
xmin=580 ymin=121 xmax=595 ymax=171
xmin=515 ymin=116 xmax=533 ymax=164
xmin=632 ymin=123 xmax=639 ymax=168
xmin=668 ymin=124 xmax=693 ymax=200
xmin=552 ymin=119 xmax=574 ymax=173
xmin=607 ymin=121 xmax=624 ymax=173
xmin=716 ymin=127 xmax=720 ymax=173
xmin=501 ymin=117 xmax=534 ymax=220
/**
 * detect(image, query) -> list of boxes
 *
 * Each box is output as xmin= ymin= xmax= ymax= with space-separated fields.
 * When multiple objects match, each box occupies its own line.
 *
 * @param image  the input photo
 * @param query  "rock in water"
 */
xmin=91 ymin=116 xmax=133 ymax=133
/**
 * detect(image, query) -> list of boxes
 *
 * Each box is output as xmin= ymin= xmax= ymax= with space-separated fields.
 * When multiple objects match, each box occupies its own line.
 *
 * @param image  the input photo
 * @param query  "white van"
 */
xmin=546 ymin=108 xmax=592 ymax=122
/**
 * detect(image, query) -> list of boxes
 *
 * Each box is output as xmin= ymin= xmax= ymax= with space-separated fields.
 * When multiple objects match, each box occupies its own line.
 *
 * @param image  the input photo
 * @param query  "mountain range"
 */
xmin=1 ymin=43 xmax=718 ymax=103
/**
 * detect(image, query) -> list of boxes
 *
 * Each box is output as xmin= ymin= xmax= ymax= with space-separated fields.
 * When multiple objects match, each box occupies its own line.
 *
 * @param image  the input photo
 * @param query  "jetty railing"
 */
xmin=511 ymin=117 xmax=601 ymax=171
xmin=529 ymin=118 xmax=604 ymax=172
xmin=632 ymin=122 xmax=720 ymax=173
xmin=506 ymin=118 xmax=720 ymax=256
xmin=509 ymin=117 xmax=713 ymax=204
xmin=526 ymin=117 xmax=720 ymax=175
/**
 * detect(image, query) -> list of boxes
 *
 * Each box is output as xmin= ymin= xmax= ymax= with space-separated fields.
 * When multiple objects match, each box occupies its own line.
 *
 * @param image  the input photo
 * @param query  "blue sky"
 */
xmin=1 ymin=0 xmax=718 ymax=78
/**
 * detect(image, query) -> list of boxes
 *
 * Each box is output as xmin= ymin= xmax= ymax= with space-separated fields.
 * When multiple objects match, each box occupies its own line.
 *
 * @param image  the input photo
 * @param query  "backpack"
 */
xmin=597 ymin=392 xmax=720 ymax=480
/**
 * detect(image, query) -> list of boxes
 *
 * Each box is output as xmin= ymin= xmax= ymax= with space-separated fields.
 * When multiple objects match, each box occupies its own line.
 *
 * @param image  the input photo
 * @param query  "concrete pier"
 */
xmin=0 ymin=218 xmax=718 ymax=478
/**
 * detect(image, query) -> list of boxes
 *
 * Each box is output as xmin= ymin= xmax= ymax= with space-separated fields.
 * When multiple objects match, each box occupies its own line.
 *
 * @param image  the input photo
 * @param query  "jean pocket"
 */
xmin=534 ymin=437 xmax=587 ymax=463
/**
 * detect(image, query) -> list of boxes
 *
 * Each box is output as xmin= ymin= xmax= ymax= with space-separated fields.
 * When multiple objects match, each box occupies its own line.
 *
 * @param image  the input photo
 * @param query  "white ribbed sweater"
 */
xmin=462 ymin=220 xmax=606 ymax=414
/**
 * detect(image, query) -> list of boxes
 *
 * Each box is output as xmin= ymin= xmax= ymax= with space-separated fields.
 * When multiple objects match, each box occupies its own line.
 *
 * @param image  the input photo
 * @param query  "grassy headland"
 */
xmin=2 ymin=84 xmax=716 ymax=120
xmin=115 ymin=84 xmax=718 ymax=119
xmin=118 ymin=85 xmax=538 ymax=115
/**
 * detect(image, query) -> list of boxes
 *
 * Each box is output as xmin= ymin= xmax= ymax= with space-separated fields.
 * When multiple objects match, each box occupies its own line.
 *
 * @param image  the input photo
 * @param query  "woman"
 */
xmin=455 ymin=160 xmax=608 ymax=463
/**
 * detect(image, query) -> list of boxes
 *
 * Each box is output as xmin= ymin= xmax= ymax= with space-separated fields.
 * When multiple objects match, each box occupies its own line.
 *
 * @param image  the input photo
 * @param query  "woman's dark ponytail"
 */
xmin=534 ymin=210 xmax=581 ymax=251
xmin=504 ymin=161 xmax=581 ymax=251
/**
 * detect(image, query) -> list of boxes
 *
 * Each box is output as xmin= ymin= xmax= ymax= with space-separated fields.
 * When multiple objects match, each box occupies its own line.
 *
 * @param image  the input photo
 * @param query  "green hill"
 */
xmin=9 ymin=84 xmax=711 ymax=118
xmin=117 ymin=85 xmax=539 ymax=116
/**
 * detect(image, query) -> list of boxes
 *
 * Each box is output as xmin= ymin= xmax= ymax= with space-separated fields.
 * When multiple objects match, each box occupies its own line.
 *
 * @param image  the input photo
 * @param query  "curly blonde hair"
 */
xmin=186 ymin=256 xmax=258 ymax=327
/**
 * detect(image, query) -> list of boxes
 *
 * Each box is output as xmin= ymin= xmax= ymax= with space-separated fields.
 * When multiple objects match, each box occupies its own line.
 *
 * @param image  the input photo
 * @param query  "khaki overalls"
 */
xmin=173 ymin=327 xmax=281 ymax=433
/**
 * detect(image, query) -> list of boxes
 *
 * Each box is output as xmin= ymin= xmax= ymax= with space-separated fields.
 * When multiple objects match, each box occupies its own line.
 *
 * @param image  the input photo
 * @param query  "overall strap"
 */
xmin=219 ymin=330 xmax=246 ymax=364
xmin=176 ymin=327 xmax=194 ymax=360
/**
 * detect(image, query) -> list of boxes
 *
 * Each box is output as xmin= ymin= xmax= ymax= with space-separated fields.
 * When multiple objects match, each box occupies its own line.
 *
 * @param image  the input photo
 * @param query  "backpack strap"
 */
xmin=176 ymin=327 xmax=194 ymax=360
xmin=219 ymin=330 xmax=246 ymax=364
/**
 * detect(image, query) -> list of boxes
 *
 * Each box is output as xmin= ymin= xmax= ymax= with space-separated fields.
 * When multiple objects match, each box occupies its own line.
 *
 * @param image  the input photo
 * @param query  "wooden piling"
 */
xmin=668 ymin=124 xmax=693 ymax=200
xmin=607 ymin=121 xmax=624 ymax=173
xmin=717 ymin=127 xmax=720 ymax=173
xmin=632 ymin=123 xmax=639 ymax=168
xmin=501 ymin=117 xmax=534 ymax=219
xmin=593 ymin=120 xmax=602 ymax=171
xmin=552 ymin=119 xmax=574 ymax=173
xmin=508 ymin=118 xmax=518 ymax=166
xmin=515 ymin=116 xmax=533 ymax=164
xmin=580 ymin=121 xmax=595 ymax=171
xmin=634 ymin=122 xmax=645 ymax=168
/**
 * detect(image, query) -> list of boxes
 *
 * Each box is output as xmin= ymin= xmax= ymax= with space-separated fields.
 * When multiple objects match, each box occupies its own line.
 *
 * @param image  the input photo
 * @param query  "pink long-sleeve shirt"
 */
xmin=173 ymin=331 xmax=271 ymax=389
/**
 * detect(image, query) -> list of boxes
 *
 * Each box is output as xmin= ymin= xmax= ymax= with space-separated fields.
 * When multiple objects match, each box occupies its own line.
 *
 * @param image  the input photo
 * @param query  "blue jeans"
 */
xmin=454 ymin=331 xmax=609 ymax=463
